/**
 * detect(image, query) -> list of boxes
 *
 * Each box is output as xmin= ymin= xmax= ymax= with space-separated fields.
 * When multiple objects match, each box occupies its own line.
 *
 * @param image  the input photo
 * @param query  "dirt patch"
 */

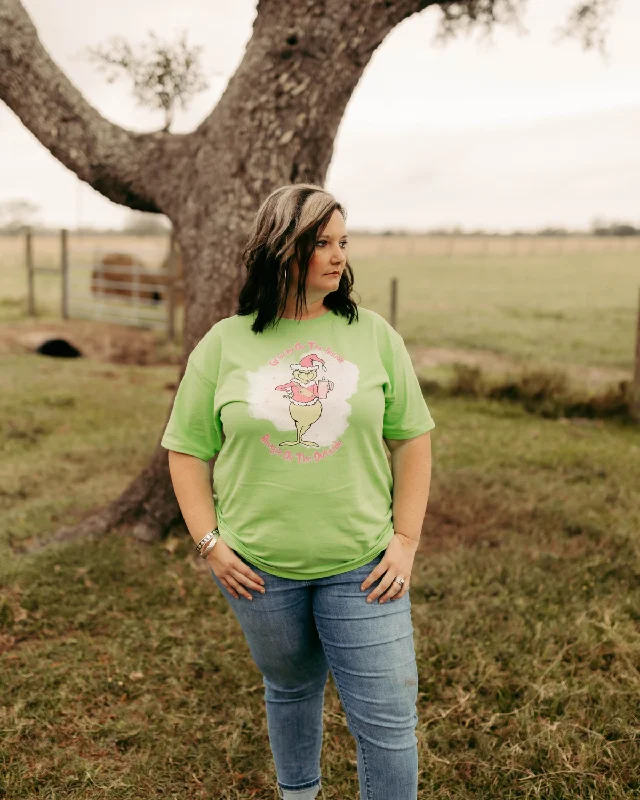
xmin=0 ymin=319 xmax=182 ymax=366
xmin=418 ymin=490 xmax=510 ymax=558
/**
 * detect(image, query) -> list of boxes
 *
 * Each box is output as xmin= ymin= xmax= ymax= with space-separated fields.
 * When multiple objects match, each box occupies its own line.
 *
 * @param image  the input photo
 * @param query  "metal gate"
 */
xmin=67 ymin=253 xmax=168 ymax=330
xmin=61 ymin=231 xmax=182 ymax=340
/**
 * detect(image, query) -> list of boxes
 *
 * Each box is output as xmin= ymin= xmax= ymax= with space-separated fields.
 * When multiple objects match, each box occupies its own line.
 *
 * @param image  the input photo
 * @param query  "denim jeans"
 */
xmin=209 ymin=549 xmax=419 ymax=800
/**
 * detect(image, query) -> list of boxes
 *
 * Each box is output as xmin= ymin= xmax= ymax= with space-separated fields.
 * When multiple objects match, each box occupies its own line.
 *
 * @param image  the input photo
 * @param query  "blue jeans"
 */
xmin=210 ymin=550 xmax=419 ymax=800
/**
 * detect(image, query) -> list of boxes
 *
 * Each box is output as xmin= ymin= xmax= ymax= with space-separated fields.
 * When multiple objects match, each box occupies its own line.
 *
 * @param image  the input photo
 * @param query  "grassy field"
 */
xmin=1 ymin=354 xmax=639 ymax=798
xmin=1 ymin=236 xmax=639 ymax=798
xmin=1 ymin=232 xmax=639 ymax=374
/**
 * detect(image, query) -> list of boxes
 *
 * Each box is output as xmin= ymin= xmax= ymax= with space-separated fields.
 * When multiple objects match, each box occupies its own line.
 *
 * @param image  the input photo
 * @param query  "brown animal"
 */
xmin=91 ymin=252 xmax=183 ymax=306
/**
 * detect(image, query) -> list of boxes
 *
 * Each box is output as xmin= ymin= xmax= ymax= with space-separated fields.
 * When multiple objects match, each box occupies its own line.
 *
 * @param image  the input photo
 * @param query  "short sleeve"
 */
xmin=160 ymin=357 xmax=223 ymax=461
xmin=383 ymin=339 xmax=436 ymax=440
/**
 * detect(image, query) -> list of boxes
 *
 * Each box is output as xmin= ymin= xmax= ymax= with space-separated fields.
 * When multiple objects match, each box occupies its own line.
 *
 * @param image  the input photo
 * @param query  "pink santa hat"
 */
xmin=290 ymin=353 xmax=327 ymax=373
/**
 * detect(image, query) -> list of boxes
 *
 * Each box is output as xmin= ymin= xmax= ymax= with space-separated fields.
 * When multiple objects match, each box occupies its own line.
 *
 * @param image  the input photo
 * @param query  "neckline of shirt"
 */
xmin=276 ymin=307 xmax=333 ymax=324
xmin=241 ymin=307 xmax=351 ymax=331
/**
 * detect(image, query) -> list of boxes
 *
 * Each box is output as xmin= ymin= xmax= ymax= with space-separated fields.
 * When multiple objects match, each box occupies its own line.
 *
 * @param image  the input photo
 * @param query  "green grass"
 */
xmin=1 ymin=237 xmax=639 ymax=796
xmin=1 ymin=352 xmax=639 ymax=798
xmin=0 ymin=355 xmax=174 ymax=570
xmin=357 ymin=253 xmax=639 ymax=371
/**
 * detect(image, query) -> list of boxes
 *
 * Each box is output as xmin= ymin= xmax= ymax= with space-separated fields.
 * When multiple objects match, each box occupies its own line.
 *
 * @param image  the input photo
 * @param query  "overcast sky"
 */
xmin=2 ymin=0 xmax=639 ymax=232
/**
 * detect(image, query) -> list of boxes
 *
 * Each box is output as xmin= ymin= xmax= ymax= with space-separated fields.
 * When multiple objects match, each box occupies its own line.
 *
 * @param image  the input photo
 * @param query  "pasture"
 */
xmin=1 ymin=234 xmax=639 ymax=798
xmin=1 ymin=232 xmax=638 ymax=376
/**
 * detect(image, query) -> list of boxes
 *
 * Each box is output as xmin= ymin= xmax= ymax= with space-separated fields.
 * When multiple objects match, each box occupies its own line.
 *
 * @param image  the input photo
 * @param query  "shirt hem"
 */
xmin=218 ymin=525 xmax=397 ymax=580
xmin=160 ymin=437 xmax=216 ymax=460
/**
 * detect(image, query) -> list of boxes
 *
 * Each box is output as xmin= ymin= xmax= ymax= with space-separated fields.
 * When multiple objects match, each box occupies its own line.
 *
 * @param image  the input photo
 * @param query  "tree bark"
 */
xmin=0 ymin=0 xmax=615 ymax=549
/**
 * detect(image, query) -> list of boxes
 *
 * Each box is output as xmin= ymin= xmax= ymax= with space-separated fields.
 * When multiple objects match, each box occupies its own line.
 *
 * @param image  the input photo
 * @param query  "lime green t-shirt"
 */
xmin=160 ymin=305 xmax=435 ymax=579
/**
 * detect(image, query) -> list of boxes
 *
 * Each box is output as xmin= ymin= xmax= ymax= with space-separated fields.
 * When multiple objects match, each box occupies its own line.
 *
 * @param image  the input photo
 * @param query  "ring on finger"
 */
xmin=380 ymin=580 xmax=402 ymax=603
xmin=387 ymin=577 xmax=406 ymax=600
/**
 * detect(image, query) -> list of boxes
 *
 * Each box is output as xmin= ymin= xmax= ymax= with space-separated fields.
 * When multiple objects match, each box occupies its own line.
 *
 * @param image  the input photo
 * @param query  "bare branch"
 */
xmin=0 ymin=197 xmax=40 ymax=231
xmin=0 ymin=0 xmax=174 ymax=212
xmin=432 ymin=0 xmax=528 ymax=45
xmin=83 ymin=30 xmax=211 ymax=133
xmin=432 ymin=0 xmax=617 ymax=54
xmin=554 ymin=0 xmax=618 ymax=58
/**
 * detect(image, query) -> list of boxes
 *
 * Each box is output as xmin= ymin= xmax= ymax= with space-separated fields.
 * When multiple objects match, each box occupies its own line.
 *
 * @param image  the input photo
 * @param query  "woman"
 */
xmin=161 ymin=183 xmax=435 ymax=800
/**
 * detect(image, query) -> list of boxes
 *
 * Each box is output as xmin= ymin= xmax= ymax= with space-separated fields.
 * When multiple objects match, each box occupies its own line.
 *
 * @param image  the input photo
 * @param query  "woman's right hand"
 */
xmin=206 ymin=537 xmax=266 ymax=600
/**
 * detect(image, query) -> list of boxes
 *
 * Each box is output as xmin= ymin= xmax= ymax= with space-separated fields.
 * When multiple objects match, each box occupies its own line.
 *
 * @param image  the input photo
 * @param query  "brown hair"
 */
xmin=236 ymin=183 xmax=359 ymax=333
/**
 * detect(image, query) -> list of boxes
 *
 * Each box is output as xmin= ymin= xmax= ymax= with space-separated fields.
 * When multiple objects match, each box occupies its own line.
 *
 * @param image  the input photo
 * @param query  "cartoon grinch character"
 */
xmin=274 ymin=354 xmax=334 ymax=448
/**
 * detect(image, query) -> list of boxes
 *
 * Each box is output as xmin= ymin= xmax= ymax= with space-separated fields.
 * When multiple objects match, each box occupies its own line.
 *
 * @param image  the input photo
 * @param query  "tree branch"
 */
xmin=188 ymin=1 xmax=441 ymax=183
xmin=0 ymin=0 xmax=176 ymax=212
xmin=555 ymin=0 xmax=618 ymax=56
xmin=431 ymin=0 xmax=616 ymax=52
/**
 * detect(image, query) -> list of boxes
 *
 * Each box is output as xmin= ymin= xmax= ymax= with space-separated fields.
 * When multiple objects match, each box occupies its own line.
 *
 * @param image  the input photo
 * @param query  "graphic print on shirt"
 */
xmin=274 ymin=353 xmax=334 ymax=448
xmin=245 ymin=339 xmax=359 ymax=464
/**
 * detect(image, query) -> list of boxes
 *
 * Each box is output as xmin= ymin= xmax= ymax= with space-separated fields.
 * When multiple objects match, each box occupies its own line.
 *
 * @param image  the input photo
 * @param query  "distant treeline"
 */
xmin=2 ymin=221 xmax=639 ymax=237
xmin=372 ymin=221 xmax=640 ymax=237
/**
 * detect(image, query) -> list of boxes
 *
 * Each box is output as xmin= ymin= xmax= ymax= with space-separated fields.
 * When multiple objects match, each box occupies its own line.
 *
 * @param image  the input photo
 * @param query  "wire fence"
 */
xmin=22 ymin=229 xmax=183 ymax=340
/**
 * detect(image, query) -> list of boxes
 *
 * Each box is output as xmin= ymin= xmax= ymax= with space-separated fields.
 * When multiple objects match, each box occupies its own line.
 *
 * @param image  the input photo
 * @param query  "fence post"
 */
xmin=133 ymin=259 xmax=141 ymax=326
xmin=25 ymin=227 xmax=35 ymax=316
xmin=95 ymin=248 xmax=105 ymax=323
xmin=60 ymin=228 xmax=69 ymax=319
xmin=632 ymin=287 xmax=640 ymax=423
xmin=390 ymin=277 xmax=398 ymax=331
xmin=167 ymin=230 xmax=176 ymax=343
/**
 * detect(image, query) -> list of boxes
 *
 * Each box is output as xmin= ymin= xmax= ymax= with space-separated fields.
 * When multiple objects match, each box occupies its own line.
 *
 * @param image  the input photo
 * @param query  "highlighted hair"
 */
xmin=237 ymin=183 xmax=359 ymax=333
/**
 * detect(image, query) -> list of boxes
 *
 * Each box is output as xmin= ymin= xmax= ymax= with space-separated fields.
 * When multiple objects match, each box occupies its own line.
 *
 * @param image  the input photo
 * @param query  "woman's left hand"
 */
xmin=360 ymin=533 xmax=418 ymax=604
